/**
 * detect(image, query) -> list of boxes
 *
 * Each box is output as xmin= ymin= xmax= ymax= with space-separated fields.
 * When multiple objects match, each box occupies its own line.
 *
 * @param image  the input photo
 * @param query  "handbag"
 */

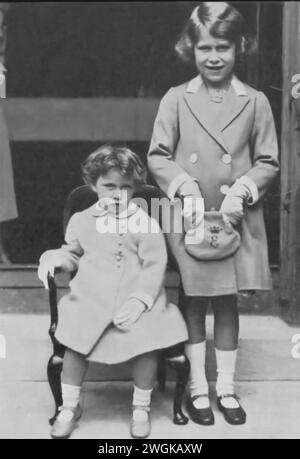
xmin=184 ymin=211 xmax=241 ymax=261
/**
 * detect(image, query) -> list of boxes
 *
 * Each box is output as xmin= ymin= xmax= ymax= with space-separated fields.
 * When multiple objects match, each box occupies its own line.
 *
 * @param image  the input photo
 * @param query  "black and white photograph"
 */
xmin=0 ymin=1 xmax=300 ymax=441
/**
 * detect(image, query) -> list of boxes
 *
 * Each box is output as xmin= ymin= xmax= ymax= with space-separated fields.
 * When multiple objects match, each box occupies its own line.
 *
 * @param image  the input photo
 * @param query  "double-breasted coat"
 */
xmin=147 ymin=75 xmax=280 ymax=296
xmin=0 ymin=104 xmax=18 ymax=222
xmin=52 ymin=202 xmax=188 ymax=363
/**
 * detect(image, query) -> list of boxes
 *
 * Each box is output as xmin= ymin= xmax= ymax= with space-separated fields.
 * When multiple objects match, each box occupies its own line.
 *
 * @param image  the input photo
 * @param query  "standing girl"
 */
xmin=38 ymin=145 xmax=188 ymax=438
xmin=148 ymin=2 xmax=279 ymax=425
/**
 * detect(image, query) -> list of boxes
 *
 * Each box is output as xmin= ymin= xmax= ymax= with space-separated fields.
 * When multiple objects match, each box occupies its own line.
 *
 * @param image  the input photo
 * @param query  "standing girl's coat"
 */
xmin=148 ymin=75 xmax=279 ymax=296
xmin=54 ymin=202 xmax=188 ymax=362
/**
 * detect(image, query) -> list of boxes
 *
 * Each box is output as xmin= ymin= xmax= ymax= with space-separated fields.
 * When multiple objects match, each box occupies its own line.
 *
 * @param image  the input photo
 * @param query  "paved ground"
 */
xmin=2 ymin=380 xmax=300 ymax=439
xmin=1 ymin=314 xmax=300 ymax=439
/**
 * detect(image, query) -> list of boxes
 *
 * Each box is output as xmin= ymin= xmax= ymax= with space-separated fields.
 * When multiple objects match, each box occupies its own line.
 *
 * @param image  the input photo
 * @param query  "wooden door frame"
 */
xmin=280 ymin=1 xmax=300 ymax=324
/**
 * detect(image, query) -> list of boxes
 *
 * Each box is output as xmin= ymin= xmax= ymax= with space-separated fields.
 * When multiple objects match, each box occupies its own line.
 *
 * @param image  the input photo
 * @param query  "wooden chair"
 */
xmin=47 ymin=184 xmax=190 ymax=426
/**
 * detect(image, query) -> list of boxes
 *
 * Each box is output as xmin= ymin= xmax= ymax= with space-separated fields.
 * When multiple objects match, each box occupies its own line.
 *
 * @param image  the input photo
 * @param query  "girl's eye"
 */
xmin=197 ymin=46 xmax=210 ymax=52
xmin=218 ymin=46 xmax=229 ymax=51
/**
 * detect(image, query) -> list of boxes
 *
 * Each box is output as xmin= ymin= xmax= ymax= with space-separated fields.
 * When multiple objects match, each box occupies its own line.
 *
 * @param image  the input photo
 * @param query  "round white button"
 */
xmin=190 ymin=153 xmax=198 ymax=164
xmin=222 ymin=154 xmax=232 ymax=164
xmin=220 ymin=185 xmax=230 ymax=195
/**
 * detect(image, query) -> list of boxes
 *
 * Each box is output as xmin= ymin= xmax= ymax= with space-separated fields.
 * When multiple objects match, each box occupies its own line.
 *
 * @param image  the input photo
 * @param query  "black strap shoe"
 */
xmin=186 ymin=395 xmax=215 ymax=425
xmin=217 ymin=394 xmax=246 ymax=425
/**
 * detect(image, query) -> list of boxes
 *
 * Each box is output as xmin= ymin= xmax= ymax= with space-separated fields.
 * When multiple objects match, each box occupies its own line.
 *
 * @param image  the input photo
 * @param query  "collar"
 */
xmin=92 ymin=200 xmax=139 ymax=219
xmin=186 ymin=74 xmax=248 ymax=96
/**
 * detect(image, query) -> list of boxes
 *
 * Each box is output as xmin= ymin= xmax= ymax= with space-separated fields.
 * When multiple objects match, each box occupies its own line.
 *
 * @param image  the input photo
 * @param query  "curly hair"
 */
xmin=175 ymin=2 xmax=256 ymax=65
xmin=81 ymin=144 xmax=147 ymax=188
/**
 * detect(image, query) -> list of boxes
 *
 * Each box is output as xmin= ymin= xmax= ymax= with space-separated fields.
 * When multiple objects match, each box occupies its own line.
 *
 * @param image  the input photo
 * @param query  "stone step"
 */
xmin=0 ymin=266 xmax=280 ymax=314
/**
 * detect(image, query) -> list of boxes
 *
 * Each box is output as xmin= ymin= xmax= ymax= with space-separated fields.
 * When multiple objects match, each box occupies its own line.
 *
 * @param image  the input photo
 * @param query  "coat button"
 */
xmin=220 ymin=184 xmax=230 ymax=195
xmin=190 ymin=153 xmax=198 ymax=164
xmin=222 ymin=154 xmax=232 ymax=165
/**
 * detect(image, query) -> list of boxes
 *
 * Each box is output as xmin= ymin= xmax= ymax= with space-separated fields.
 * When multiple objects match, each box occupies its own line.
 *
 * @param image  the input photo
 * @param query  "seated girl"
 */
xmin=38 ymin=144 xmax=188 ymax=439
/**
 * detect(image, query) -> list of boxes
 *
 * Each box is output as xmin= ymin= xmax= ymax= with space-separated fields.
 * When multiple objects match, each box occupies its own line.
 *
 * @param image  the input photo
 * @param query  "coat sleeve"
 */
xmin=147 ymin=87 xmax=195 ymax=200
xmin=244 ymin=91 xmax=280 ymax=204
xmin=41 ymin=213 xmax=84 ymax=272
xmin=127 ymin=216 xmax=168 ymax=310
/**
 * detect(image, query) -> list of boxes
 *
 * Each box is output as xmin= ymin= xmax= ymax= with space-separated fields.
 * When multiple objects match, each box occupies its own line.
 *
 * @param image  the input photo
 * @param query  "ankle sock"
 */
xmin=61 ymin=383 xmax=81 ymax=408
xmin=185 ymin=341 xmax=210 ymax=408
xmin=132 ymin=386 xmax=152 ymax=421
xmin=215 ymin=349 xmax=239 ymax=408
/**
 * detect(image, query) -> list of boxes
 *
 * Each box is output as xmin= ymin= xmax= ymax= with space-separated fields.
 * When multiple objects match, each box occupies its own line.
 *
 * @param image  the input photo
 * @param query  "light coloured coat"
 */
xmin=148 ymin=75 xmax=280 ymax=296
xmin=53 ymin=202 xmax=188 ymax=362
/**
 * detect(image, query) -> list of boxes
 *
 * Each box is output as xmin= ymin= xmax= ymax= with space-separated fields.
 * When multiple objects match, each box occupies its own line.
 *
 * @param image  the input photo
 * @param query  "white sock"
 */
xmin=61 ymin=383 xmax=81 ymax=408
xmin=132 ymin=386 xmax=152 ymax=421
xmin=215 ymin=349 xmax=239 ymax=408
xmin=57 ymin=383 xmax=81 ymax=422
xmin=185 ymin=341 xmax=209 ymax=408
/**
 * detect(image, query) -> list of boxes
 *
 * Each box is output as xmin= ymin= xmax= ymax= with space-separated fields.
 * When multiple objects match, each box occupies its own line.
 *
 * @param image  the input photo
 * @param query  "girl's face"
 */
xmin=194 ymin=26 xmax=236 ymax=87
xmin=92 ymin=168 xmax=136 ymax=213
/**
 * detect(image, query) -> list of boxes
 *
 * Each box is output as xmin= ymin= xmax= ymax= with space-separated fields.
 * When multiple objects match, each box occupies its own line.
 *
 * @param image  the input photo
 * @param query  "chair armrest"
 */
xmin=47 ymin=269 xmax=76 ymax=339
xmin=48 ymin=273 xmax=58 ymax=340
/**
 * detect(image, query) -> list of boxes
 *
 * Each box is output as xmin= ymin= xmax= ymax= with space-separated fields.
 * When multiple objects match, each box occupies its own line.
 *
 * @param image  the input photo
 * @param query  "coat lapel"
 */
xmin=183 ymin=75 xmax=250 ymax=152
xmin=184 ymin=84 xmax=229 ymax=153
xmin=219 ymin=87 xmax=250 ymax=131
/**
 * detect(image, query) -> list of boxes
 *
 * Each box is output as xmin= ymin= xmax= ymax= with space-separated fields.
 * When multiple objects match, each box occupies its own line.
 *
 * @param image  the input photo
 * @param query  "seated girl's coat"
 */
xmin=53 ymin=202 xmax=188 ymax=363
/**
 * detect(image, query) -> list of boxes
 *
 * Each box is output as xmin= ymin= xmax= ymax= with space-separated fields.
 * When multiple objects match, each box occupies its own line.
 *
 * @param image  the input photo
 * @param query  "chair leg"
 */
xmin=47 ymin=353 xmax=64 ymax=425
xmin=166 ymin=354 xmax=190 ymax=425
xmin=157 ymin=357 xmax=167 ymax=392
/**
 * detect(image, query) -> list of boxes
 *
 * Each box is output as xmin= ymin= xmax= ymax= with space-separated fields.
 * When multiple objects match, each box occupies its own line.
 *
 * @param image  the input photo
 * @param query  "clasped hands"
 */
xmin=179 ymin=179 xmax=250 ymax=230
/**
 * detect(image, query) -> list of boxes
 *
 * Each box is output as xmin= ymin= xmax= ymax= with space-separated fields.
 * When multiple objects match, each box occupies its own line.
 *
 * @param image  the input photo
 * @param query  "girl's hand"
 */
xmin=179 ymin=181 xmax=204 ymax=231
xmin=182 ymin=195 xmax=205 ymax=231
xmin=178 ymin=180 xmax=202 ymax=199
xmin=220 ymin=195 xmax=244 ymax=226
xmin=220 ymin=180 xmax=251 ymax=226
xmin=37 ymin=250 xmax=60 ymax=290
xmin=113 ymin=299 xmax=146 ymax=330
